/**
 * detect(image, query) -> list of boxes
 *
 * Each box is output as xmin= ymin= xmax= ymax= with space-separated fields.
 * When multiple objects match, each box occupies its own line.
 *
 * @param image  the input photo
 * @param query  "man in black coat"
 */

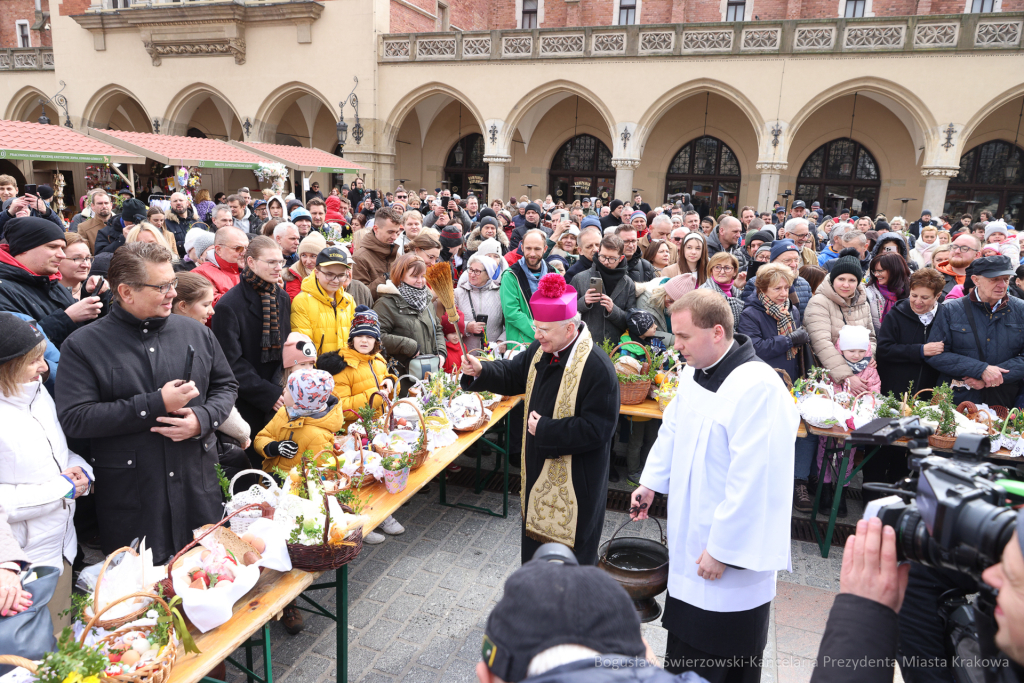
xmin=0 ymin=217 xmax=106 ymax=348
xmin=56 ymin=242 xmax=238 ymax=563
xmin=94 ymin=198 xmax=149 ymax=255
xmin=460 ymin=275 xmax=619 ymax=565
xmin=0 ymin=193 xmax=64 ymax=239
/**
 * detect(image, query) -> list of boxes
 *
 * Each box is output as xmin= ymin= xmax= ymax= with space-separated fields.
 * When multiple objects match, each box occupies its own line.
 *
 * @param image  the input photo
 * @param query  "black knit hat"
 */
xmin=479 ymin=207 xmax=497 ymax=220
xmin=4 ymin=216 xmax=65 ymax=257
xmin=830 ymin=255 xmax=864 ymax=284
xmin=439 ymin=225 xmax=463 ymax=250
xmin=121 ymin=198 xmax=148 ymax=225
xmin=609 ymin=199 xmax=623 ymax=211
xmin=0 ymin=312 xmax=45 ymax=363
xmin=482 ymin=559 xmax=646 ymax=682
xmin=525 ymin=202 xmax=542 ymax=216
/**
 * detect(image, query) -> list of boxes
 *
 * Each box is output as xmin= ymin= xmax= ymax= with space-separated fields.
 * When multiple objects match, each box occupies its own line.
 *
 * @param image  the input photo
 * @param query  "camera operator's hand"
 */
xmin=840 ymin=517 xmax=910 ymax=613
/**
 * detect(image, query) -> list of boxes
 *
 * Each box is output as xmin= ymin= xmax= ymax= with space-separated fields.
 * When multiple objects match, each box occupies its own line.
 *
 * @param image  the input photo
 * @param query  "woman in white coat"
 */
xmin=0 ymin=314 xmax=92 ymax=633
xmin=454 ymin=253 xmax=505 ymax=352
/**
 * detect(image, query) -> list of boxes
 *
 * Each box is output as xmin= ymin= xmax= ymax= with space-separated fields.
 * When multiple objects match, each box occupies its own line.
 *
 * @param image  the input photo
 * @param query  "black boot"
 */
xmin=817 ymin=484 xmax=833 ymax=516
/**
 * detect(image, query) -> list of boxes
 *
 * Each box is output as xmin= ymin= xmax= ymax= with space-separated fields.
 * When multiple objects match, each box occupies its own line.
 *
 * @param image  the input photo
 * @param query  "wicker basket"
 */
xmin=928 ymin=433 xmax=958 ymax=449
xmin=84 ymin=592 xmax=179 ymax=683
xmin=85 ymin=546 xmax=154 ymax=630
xmin=157 ymin=503 xmax=264 ymax=599
xmin=0 ymin=656 xmax=37 ymax=674
xmin=287 ymin=491 xmax=364 ymax=572
xmin=383 ymin=399 xmax=429 ymax=469
xmin=611 ymin=342 xmax=653 ymax=406
xmin=224 ymin=469 xmax=282 ymax=535
xmin=992 ymin=405 xmax=1010 ymax=420
xmin=449 ymin=392 xmax=489 ymax=433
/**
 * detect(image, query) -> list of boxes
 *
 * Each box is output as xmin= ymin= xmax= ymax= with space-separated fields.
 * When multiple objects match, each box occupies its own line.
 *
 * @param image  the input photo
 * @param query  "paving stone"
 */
xmin=420 ymin=551 xmax=460 ymax=575
xmin=457 ymin=584 xmax=495 ymax=611
xmin=454 ymin=548 xmax=487 ymax=569
xmin=438 ymin=566 xmax=472 ymax=591
xmin=435 ymin=607 xmax=478 ymax=638
xmin=366 ymin=577 xmax=404 ymax=603
xmin=416 ymin=635 xmax=460 ymax=669
xmin=384 ymin=594 xmax=424 ymax=622
xmin=398 ymin=613 xmax=442 ymax=644
xmin=441 ymin=656 xmax=480 ymax=683
xmin=421 ymin=587 xmax=460 ymax=617
xmin=401 ymin=666 xmax=440 ymax=683
xmin=372 ymin=641 xmax=418 ymax=675
xmin=348 ymin=599 xmax=383 ymax=629
xmin=404 ymin=570 xmax=441 ymax=597
xmin=457 ymin=630 xmax=487 ymax=661
xmin=360 ymin=619 xmax=405 ymax=650
xmin=388 ymin=555 xmax=424 ymax=580
xmin=353 ymin=561 xmax=391 ymax=585
xmin=357 ymin=673 xmax=395 ymax=683
xmin=370 ymin=540 xmax=413 ymax=565
xmin=282 ymin=653 xmax=333 ymax=683
xmin=423 ymin=522 xmax=457 ymax=541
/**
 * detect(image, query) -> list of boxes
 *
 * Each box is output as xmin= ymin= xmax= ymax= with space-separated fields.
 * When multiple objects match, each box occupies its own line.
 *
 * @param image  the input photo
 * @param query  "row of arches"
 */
xmin=440 ymin=130 xmax=1024 ymax=220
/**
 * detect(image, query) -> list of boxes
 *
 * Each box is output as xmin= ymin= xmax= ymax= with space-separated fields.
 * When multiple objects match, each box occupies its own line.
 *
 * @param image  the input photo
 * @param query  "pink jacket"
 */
xmin=827 ymin=339 xmax=881 ymax=394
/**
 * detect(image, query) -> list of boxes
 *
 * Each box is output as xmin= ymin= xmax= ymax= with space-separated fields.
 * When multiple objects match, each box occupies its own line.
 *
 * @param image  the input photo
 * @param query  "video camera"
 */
xmin=852 ymin=417 xmax=1021 ymax=580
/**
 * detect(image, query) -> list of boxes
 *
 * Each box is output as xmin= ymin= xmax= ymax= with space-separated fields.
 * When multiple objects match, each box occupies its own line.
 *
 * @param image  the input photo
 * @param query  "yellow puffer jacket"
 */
xmin=254 ymin=399 xmax=346 ymax=473
xmin=326 ymin=348 xmax=397 ymax=423
xmin=291 ymin=272 xmax=356 ymax=354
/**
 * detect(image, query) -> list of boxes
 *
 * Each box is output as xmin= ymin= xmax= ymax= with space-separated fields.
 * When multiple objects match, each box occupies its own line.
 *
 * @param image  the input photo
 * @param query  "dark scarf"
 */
xmin=241 ymin=267 xmax=281 ymax=363
xmin=398 ymin=282 xmax=431 ymax=311
xmin=597 ymin=258 xmax=627 ymax=294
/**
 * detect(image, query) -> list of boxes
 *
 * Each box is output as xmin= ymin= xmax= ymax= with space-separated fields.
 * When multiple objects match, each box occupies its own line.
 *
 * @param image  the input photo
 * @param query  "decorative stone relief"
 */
xmin=794 ymin=27 xmax=835 ymax=50
xmin=844 ymin=26 xmax=905 ymax=50
xmin=540 ymin=34 xmax=584 ymax=55
xmin=922 ymin=166 xmax=961 ymax=178
xmin=639 ymin=31 xmax=674 ymax=53
xmin=383 ymin=39 xmax=410 ymax=59
xmin=462 ymin=37 xmax=490 ymax=57
xmin=975 ymin=21 xmax=1022 ymax=48
xmin=755 ymin=162 xmax=788 ymax=172
xmin=416 ymin=37 xmax=456 ymax=58
xmin=682 ymin=30 xmax=733 ymax=52
xmin=503 ymin=35 xmax=533 ymax=56
xmin=0 ymin=54 xmax=10 ymax=69
xmin=42 ymin=51 xmax=54 ymax=67
xmin=592 ymin=33 xmax=625 ymax=54
xmin=741 ymin=28 xmax=780 ymax=51
xmin=144 ymin=38 xmax=245 ymax=66
xmin=12 ymin=52 xmax=39 ymax=68
xmin=611 ymin=158 xmax=641 ymax=170
xmin=914 ymin=23 xmax=958 ymax=48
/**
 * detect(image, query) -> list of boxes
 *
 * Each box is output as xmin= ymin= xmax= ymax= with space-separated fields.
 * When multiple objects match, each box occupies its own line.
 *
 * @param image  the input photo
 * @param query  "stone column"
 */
xmin=611 ymin=159 xmax=640 ymax=203
xmin=920 ymin=167 xmax=960 ymax=215
xmin=755 ymin=162 xmax=786 ymax=213
xmin=484 ymin=154 xmax=511 ymax=204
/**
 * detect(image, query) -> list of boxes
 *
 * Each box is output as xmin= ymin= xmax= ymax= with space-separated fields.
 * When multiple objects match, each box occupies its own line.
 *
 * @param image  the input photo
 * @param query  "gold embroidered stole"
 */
xmin=519 ymin=327 xmax=592 ymax=548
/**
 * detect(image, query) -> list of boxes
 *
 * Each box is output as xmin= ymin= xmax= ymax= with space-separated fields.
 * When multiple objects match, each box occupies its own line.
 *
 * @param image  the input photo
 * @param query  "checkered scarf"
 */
xmin=758 ymin=290 xmax=796 ymax=360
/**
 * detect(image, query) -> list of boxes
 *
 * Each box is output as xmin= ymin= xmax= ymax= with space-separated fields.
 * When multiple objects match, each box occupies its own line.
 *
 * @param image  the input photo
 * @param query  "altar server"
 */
xmin=632 ymin=289 xmax=798 ymax=683
xmin=461 ymin=273 xmax=619 ymax=565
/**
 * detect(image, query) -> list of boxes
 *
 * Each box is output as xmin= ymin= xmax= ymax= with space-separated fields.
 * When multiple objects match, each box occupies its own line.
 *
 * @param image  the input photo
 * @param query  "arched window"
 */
xmin=796 ymin=138 xmax=880 ymax=217
xmin=443 ymin=133 xmax=486 ymax=197
xmin=663 ymin=136 xmax=741 ymax=218
xmin=549 ymin=134 xmax=615 ymax=204
xmin=945 ymin=140 xmax=1024 ymax=223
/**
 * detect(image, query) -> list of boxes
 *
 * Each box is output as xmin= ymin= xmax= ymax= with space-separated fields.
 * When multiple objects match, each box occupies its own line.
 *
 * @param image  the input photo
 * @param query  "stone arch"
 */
xmin=163 ymin=83 xmax=243 ymax=140
xmin=960 ymin=85 xmax=1024 ymax=155
xmin=81 ymin=84 xmax=153 ymax=132
xmin=5 ymin=86 xmax=51 ymax=123
xmin=788 ymin=78 xmax=936 ymax=163
xmin=634 ymin=80 xmax=766 ymax=156
xmin=253 ymin=82 xmax=339 ymax=148
xmin=382 ymin=83 xmax=486 ymax=152
xmin=503 ymin=82 xmax=616 ymax=155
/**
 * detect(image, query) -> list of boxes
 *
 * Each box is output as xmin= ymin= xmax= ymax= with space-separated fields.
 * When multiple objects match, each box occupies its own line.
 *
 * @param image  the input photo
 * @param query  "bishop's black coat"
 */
xmin=56 ymin=305 xmax=238 ymax=563
xmin=461 ymin=331 xmax=619 ymax=565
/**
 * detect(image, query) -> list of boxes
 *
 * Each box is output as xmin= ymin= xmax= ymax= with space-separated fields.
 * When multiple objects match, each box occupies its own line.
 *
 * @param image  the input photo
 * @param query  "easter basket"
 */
xmin=286 ymin=491 xmax=364 ymax=572
xmin=223 ymin=469 xmax=282 ymax=535
xmin=382 ymin=399 xmax=429 ymax=469
xmin=85 ymin=546 xmax=155 ymax=631
xmin=83 ymin=592 xmax=180 ymax=683
xmin=611 ymin=342 xmax=652 ymax=406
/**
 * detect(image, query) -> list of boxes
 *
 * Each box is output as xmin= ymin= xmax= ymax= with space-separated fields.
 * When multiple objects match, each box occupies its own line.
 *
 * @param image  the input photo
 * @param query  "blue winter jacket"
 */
xmin=926 ymin=295 xmax=1024 ymax=398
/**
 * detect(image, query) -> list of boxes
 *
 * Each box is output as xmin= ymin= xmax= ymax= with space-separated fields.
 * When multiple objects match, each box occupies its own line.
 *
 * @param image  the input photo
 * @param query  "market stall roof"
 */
xmin=88 ymin=129 xmax=271 ymax=170
xmin=0 ymin=119 xmax=144 ymax=165
xmin=230 ymin=141 xmax=367 ymax=174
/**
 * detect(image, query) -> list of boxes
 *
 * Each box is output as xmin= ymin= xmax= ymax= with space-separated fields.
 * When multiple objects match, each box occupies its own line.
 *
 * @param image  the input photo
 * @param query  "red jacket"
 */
xmin=325 ymin=196 xmax=347 ymax=225
xmin=284 ymin=265 xmax=303 ymax=300
xmin=192 ymin=254 xmax=240 ymax=308
xmin=441 ymin=309 xmax=466 ymax=373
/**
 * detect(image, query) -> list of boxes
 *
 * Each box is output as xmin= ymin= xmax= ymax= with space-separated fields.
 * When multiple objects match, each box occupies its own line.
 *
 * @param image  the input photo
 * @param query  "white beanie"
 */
xmin=985 ymin=220 xmax=1009 ymax=240
xmin=837 ymin=325 xmax=870 ymax=351
xmin=477 ymin=238 xmax=502 ymax=257
xmin=184 ymin=227 xmax=214 ymax=259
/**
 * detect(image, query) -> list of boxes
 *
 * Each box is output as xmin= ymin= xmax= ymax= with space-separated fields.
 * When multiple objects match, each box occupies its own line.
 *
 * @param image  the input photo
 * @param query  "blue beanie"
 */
xmin=349 ymin=305 xmax=380 ymax=341
xmin=770 ymin=239 xmax=799 ymax=263
xmin=581 ymin=216 xmax=601 ymax=230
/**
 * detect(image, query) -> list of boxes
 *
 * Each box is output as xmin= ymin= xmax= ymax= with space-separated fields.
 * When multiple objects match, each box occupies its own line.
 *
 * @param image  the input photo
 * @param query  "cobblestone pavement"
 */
xmin=223 ymin=473 xmax=846 ymax=683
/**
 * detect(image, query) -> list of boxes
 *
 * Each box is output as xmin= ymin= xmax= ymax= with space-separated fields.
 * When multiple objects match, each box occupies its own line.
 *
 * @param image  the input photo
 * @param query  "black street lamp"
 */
xmin=337 ymin=76 xmax=363 ymax=158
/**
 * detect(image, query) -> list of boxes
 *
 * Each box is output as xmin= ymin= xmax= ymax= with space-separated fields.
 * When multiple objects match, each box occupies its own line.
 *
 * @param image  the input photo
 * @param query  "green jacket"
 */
xmin=500 ymin=260 xmax=535 ymax=344
xmin=372 ymin=281 xmax=446 ymax=374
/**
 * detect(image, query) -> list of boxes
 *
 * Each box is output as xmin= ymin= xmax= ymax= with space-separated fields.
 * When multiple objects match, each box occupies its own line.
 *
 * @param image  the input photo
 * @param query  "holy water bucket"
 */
xmin=597 ymin=516 xmax=669 ymax=623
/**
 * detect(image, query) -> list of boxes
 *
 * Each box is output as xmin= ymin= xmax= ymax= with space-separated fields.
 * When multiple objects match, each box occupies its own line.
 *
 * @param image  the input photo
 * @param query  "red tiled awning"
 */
xmin=0 ymin=119 xmax=144 ymax=164
xmin=230 ymin=141 xmax=366 ymax=174
xmin=88 ymin=129 xmax=271 ymax=170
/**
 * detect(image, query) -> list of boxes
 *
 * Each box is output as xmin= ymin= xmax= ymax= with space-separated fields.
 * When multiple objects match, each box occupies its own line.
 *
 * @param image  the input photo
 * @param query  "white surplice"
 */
xmin=639 ymin=360 xmax=799 ymax=612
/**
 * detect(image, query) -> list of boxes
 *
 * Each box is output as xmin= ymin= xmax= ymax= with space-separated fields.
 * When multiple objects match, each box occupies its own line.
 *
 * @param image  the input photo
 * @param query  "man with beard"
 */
xmin=229 ymin=193 xmax=261 ymax=235
xmin=615 ymin=224 xmax=654 ymax=283
xmin=600 ymin=199 xmax=625 ymax=230
xmin=936 ymin=233 xmax=980 ymax=300
xmin=461 ymin=271 xmax=618 ymax=565
xmin=509 ymin=202 xmax=548 ymax=251
xmin=352 ymin=205 xmax=401 ymax=301
xmin=164 ymin=192 xmax=197 ymax=255
xmin=501 ymin=229 xmax=550 ymax=344
xmin=307 ymin=198 xmax=327 ymax=236
xmin=75 ymin=190 xmax=114 ymax=254
xmin=569 ymin=235 xmax=635 ymax=346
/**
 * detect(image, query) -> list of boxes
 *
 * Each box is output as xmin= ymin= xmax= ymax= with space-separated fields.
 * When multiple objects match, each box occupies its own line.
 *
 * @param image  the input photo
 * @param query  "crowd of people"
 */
xmin=2 ymin=167 xmax=1024 ymax=682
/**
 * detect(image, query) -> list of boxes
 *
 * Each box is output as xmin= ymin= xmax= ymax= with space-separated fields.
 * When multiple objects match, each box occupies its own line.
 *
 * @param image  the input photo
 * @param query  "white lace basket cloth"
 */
xmin=223 ymin=469 xmax=289 ymax=534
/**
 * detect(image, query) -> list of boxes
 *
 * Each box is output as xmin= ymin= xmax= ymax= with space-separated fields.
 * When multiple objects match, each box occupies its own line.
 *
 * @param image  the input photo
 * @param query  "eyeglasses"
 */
xmin=789 ymin=232 xmax=809 ymax=238
xmin=258 ymin=258 xmax=286 ymax=268
xmin=712 ymin=265 xmax=735 ymax=274
xmin=467 ymin=267 xmax=487 ymax=275
xmin=951 ymin=245 xmax=977 ymax=253
xmin=621 ymin=239 xmax=638 ymax=245
xmin=137 ymin=279 xmax=177 ymax=295
xmin=396 ymin=194 xmax=408 ymax=200
xmin=670 ymin=236 xmax=684 ymax=242
xmin=316 ymin=268 xmax=349 ymax=283
xmin=220 ymin=244 xmax=246 ymax=254
xmin=597 ymin=254 xmax=621 ymax=265
xmin=63 ymin=256 xmax=93 ymax=265
xmin=531 ymin=322 xmax=569 ymax=335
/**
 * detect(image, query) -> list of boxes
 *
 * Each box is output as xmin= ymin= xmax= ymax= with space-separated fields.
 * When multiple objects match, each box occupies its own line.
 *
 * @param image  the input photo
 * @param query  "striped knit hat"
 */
xmin=349 ymin=305 xmax=380 ymax=340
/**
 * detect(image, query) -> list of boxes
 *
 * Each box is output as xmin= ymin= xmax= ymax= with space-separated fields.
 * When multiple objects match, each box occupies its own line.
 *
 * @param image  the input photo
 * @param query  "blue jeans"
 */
xmin=794 ymin=434 xmax=819 ymax=481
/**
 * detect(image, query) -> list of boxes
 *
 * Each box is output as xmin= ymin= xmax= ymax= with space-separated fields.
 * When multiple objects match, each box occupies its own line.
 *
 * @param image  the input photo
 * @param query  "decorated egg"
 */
xmin=104 ymin=665 xmax=123 ymax=676
xmin=132 ymin=638 xmax=152 ymax=654
xmin=120 ymin=650 xmax=141 ymax=667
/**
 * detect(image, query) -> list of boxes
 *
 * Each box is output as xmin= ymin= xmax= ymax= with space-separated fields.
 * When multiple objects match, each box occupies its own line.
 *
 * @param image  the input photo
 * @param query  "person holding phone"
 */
xmin=0 ymin=185 xmax=64 ymax=240
xmin=455 ymin=254 xmax=504 ymax=351
xmin=568 ymin=234 xmax=636 ymax=346
xmin=56 ymin=242 xmax=238 ymax=564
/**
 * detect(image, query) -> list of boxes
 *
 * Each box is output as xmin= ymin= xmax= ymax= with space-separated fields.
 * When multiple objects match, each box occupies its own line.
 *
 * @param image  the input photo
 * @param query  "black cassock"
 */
xmin=460 ymin=333 xmax=619 ymax=565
